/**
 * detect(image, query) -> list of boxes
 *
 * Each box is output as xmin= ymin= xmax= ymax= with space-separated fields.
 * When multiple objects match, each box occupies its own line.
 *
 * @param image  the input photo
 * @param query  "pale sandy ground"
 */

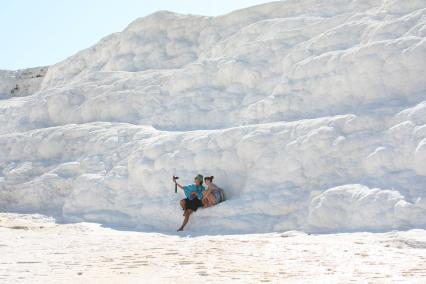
xmin=0 ymin=213 xmax=425 ymax=284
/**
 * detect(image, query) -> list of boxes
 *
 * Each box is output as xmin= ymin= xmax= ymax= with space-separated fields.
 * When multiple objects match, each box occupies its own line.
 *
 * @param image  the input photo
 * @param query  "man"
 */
xmin=174 ymin=174 xmax=205 ymax=231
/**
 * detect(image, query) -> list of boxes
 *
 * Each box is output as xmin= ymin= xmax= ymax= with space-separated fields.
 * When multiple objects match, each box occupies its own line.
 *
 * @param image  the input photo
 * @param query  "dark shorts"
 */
xmin=184 ymin=198 xmax=203 ymax=211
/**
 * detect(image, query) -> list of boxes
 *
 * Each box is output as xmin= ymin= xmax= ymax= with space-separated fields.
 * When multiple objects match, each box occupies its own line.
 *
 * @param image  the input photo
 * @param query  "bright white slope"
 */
xmin=0 ymin=67 xmax=47 ymax=99
xmin=1 ymin=0 xmax=426 ymax=233
xmin=1 ymin=213 xmax=426 ymax=283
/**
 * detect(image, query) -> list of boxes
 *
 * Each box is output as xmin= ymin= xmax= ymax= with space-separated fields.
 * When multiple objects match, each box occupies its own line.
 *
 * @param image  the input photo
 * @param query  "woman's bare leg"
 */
xmin=177 ymin=209 xmax=193 ymax=231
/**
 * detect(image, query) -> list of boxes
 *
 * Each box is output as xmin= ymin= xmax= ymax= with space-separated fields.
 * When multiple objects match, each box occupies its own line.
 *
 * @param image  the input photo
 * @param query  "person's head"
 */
xmin=204 ymin=176 xmax=214 ymax=185
xmin=194 ymin=174 xmax=204 ymax=186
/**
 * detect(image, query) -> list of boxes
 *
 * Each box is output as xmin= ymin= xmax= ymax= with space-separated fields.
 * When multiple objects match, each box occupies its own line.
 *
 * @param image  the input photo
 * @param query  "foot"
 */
xmin=177 ymin=227 xmax=183 ymax=231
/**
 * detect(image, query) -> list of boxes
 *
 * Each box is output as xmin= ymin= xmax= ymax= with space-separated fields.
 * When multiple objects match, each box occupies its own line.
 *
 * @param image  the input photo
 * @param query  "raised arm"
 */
xmin=174 ymin=179 xmax=184 ymax=190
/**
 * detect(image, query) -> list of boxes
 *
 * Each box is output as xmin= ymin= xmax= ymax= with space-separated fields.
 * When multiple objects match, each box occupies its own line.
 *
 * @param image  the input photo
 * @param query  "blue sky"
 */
xmin=0 ymin=0 xmax=273 ymax=70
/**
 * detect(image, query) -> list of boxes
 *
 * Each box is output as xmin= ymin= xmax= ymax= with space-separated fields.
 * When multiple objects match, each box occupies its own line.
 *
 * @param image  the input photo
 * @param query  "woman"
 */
xmin=202 ymin=176 xmax=225 ymax=208
xmin=174 ymin=174 xmax=205 ymax=231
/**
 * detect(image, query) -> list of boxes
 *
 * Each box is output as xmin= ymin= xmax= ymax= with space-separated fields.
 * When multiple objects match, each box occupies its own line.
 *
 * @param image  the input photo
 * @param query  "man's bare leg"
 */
xmin=177 ymin=209 xmax=193 ymax=231
xmin=180 ymin=199 xmax=186 ymax=210
xmin=180 ymin=199 xmax=187 ymax=215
